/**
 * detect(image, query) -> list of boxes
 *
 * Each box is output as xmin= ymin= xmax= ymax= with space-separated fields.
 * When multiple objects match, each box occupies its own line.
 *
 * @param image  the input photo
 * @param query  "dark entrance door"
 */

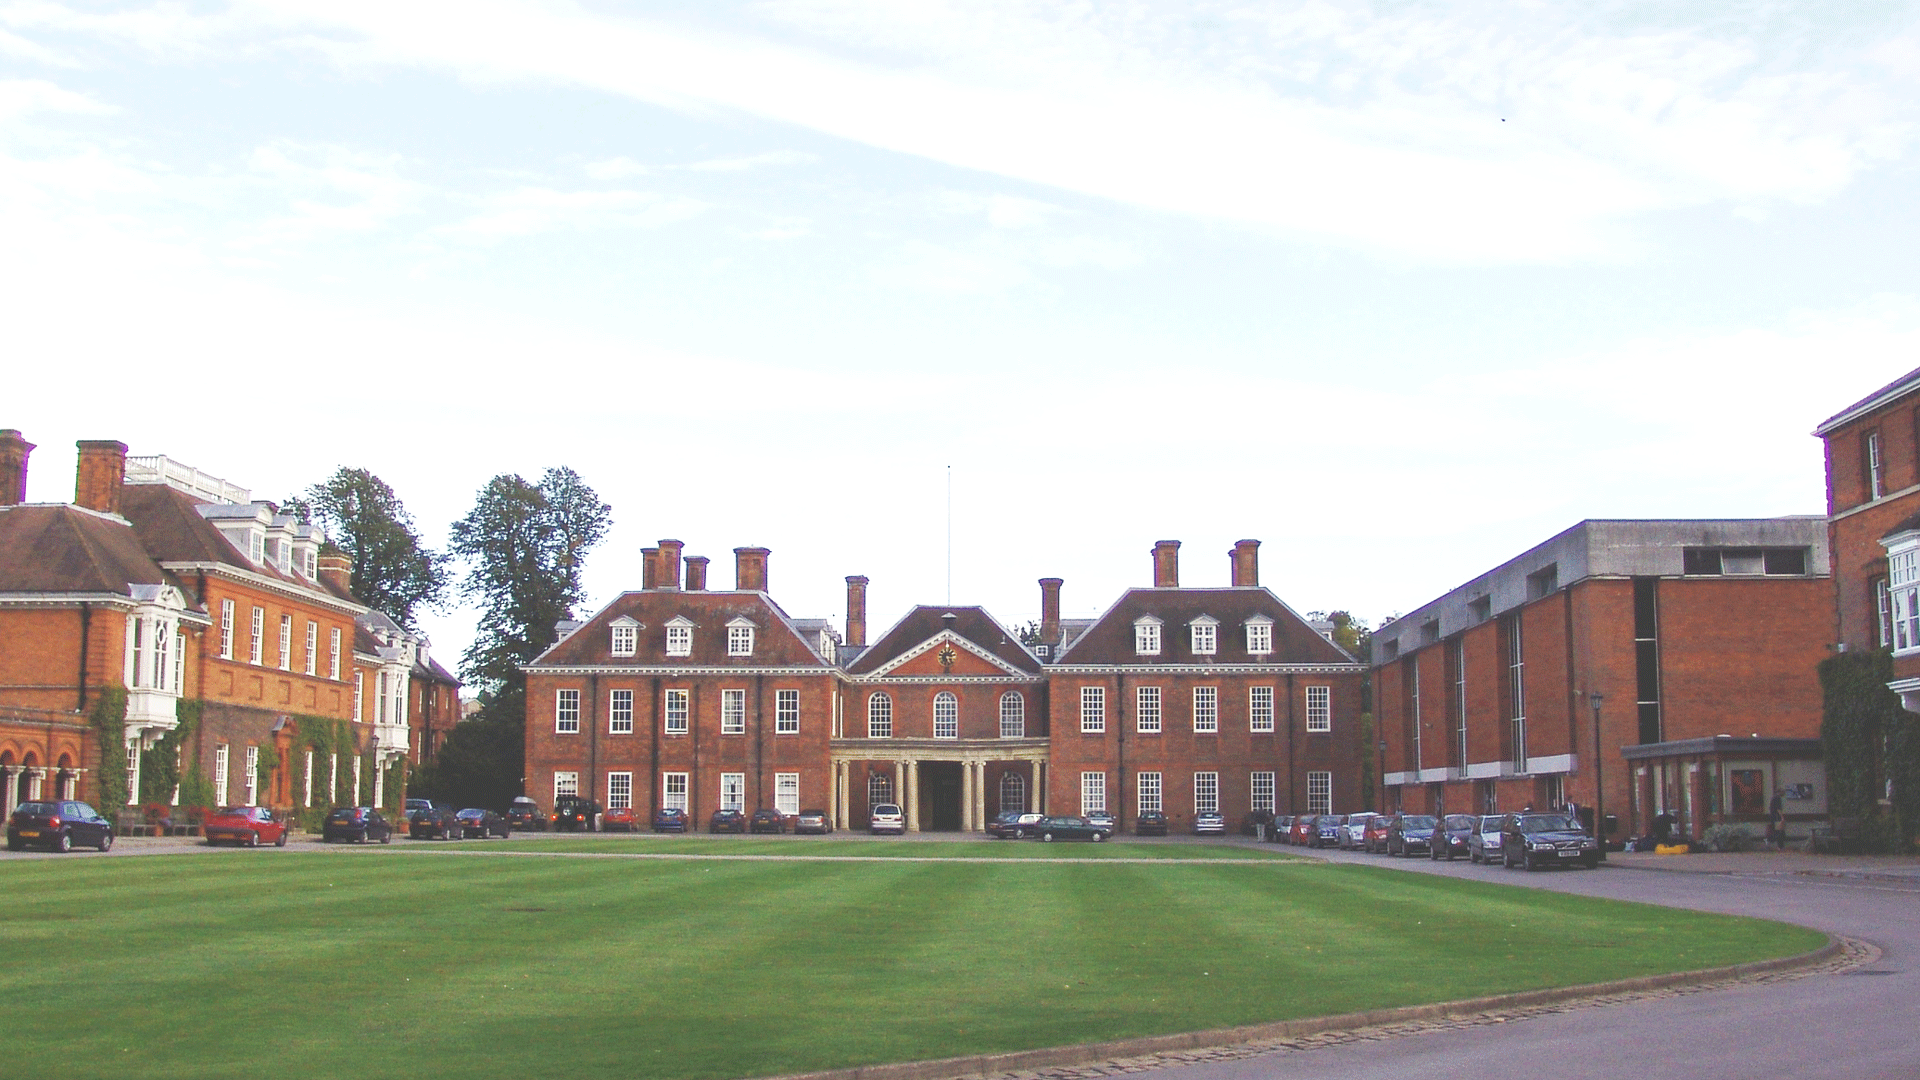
xmin=918 ymin=761 xmax=962 ymax=831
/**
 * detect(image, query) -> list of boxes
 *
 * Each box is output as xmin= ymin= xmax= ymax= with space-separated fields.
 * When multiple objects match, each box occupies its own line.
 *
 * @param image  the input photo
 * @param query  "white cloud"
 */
xmin=681 ymin=149 xmax=816 ymax=172
xmin=441 ymin=186 xmax=705 ymax=240
xmin=0 ymin=77 xmax=113 ymax=118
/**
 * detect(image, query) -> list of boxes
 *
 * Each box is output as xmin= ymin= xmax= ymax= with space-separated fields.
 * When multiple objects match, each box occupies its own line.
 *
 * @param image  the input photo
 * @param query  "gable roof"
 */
xmin=0 ymin=504 xmax=173 ymax=596
xmin=845 ymin=606 xmax=1041 ymax=676
xmin=1056 ymin=588 xmax=1356 ymax=666
xmin=529 ymin=590 xmax=832 ymax=669
xmin=1815 ymin=365 xmax=1920 ymax=436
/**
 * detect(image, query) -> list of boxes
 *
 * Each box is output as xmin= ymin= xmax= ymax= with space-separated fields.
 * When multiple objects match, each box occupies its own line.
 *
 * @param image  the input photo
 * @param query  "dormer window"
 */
xmin=727 ymin=618 xmax=756 ymax=657
xmin=303 ymin=548 xmax=316 ymax=579
xmin=249 ymin=530 xmax=265 ymax=565
xmin=1190 ymin=616 xmax=1218 ymax=656
xmin=1133 ymin=616 xmax=1163 ymax=656
xmin=665 ymin=616 xmax=694 ymax=657
xmin=818 ymin=632 xmax=835 ymax=664
xmin=1244 ymin=616 xmax=1273 ymax=656
xmin=610 ymin=617 xmax=639 ymax=657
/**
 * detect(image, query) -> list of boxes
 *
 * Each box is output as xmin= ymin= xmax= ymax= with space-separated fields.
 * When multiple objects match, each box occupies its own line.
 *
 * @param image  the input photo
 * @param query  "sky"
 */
xmin=8 ymin=1 xmax=1920 ymax=677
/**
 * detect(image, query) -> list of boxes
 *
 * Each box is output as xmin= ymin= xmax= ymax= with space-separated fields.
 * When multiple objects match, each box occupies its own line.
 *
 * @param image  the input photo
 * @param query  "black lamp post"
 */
xmin=1589 ymin=690 xmax=1606 ymax=861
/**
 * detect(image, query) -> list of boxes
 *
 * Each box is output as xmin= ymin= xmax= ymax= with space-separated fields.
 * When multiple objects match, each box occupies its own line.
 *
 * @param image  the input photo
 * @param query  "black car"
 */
xmin=1134 ymin=810 xmax=1169 ymax=836
xmin=551 ymin=796 xmax=602 ymax=832
xmin=1500 ymin=812 xmax=1600 ymax=870
xmin=1430 ymin=814 xmax=1476 ymax=860
xmin=506 ymin=797 xmax=544 ymax=831
xmin=456 ymin=808 xmax=510 ymax=839
xmin=1386 ymin=814 xmax=1437 ymax=856
xmin=1033 ymin=814 xmax=1110 ymax=842
xmin=653 ymin=807 xmax=690 ymax=833
xmin=1309 ymin=813 xmax=1349 ymax=849
xmin=708 ymin=808 xmax=745 ymax=834
xmin=322 ymin=806 xmax=393 ymax=844
xmin=1268 ymin=814 xmax=1293 ymax=843
xmin=749 ymin=808 xmax=786 ymax=834
xmin=409 ymin=806 xmax=464 ymax=840
xmin=6 ymin=800 xmax=113 ymax=852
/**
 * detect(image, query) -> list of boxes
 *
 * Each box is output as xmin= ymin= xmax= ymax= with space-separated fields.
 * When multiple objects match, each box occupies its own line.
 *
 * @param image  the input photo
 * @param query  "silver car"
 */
xmin=1466 ymin=814 xmax=1506 ymax=863
xmin=868 ymin=802 xmax=905 ymax=835
xmin=1340 ymin=812 xmax=1379 ymax=850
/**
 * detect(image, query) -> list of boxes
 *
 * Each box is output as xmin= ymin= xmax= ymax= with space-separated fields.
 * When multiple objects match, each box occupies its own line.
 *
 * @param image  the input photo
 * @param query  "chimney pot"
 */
xmin=658 ymin=539 xmax=684 ymax=590
xmin=0 ymin=430 xmax=33 ymax=506
xmin=317 ymin=553 xmax=353 ymax=596
xmin=1038 ymin=577 xmax=1063 ymax=645
xmin=734 ymin=547 xmax=770 ymax=592
xmin=684 ymin=555 xmax=709 ymax=592
xmin=1151 ymin=540 xmax=1181 ymax=588
xmin=641 ymin=547 xmax=660 ymax=591
xmin=1230 ymin=539 xmax=1261 ymax=587
xmin=74 ymin=440 xmax=128 ymax=515
xmin=845 ymin=575 xmax=869 ymax=647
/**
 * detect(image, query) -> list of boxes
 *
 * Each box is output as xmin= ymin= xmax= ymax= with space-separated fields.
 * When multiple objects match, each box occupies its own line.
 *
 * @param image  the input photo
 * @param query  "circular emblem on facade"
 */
xmin=937 ymin=645 xmax=957 ymax=672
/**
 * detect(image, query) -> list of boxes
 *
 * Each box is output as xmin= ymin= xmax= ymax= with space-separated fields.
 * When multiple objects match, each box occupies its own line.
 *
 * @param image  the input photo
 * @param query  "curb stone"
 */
xmin=759 ymin=936 xmax=1865 ymax=1080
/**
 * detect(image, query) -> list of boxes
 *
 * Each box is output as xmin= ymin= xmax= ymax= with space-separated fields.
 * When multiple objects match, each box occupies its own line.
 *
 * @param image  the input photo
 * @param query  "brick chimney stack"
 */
xmin=658 ymin=539 xmax=684 ymax=590
xmin=317 ymin=553 xmax=353 ymax=596
xmin=0 ymin=430 xmax=33 ymax=506
xmin=684 ymin=555 xmax=709 ymax=592
xmin=1230 ymin=539 xmax=1260 ymax=587
xmin=641 ymin=547 xmax=660 ymax=590
xmin=75 ymin=440 xmax=128 ymax=515
xmin=1151 ymin=540 xmax=1180 ymax=588
xmin=735 ymin=547 xmax=770 ymax=592
xmin=845 ymin=575 xmax=869 ymax=646
xmin=1039 ymin=577 xmax=1063 ymax=645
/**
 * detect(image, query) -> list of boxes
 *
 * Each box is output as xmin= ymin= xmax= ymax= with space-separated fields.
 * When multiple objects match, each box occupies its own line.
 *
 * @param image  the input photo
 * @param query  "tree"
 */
xmin=289 ymin=468 xmax=448 ymax=629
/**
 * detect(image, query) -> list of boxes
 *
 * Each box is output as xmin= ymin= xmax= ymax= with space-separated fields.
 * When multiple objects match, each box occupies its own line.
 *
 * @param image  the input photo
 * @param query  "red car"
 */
xmin=602 ymin=806 xmax=638 ymax=832
xmin=1288 ymin=816 xmax=1315 ymax=845
xmin=203 ymin=806 xmax=289 ymax=847
xmin=1363 ymin=814 xmax=1397 ymax=853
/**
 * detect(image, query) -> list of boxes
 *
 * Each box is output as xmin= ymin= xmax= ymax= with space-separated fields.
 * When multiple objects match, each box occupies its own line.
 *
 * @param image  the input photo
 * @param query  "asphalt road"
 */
xmin=1150 ymin=846 xmax=1918 ymax=1080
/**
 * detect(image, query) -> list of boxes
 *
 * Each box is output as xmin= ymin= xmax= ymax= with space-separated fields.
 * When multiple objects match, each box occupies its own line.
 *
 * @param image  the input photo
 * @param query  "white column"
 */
xmin=961 ymin=758 xmax=974 ymax=831
xmin=976 ymin=761 xmax=988 ymax=827
xmin=1 ymin=766 xmax=15 ymax=819
xmin=906 ymin=759 xmax=920 ymax=832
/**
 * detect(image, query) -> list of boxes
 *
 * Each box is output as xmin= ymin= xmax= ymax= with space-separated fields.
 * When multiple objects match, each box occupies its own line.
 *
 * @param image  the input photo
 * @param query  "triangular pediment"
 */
xmin=862 ymin=630 xmax=1031 ymax=679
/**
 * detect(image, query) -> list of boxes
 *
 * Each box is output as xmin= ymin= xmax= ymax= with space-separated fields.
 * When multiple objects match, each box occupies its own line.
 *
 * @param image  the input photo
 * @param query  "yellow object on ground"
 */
xmin=1655 ymin=844 xmax=1690 ymax=855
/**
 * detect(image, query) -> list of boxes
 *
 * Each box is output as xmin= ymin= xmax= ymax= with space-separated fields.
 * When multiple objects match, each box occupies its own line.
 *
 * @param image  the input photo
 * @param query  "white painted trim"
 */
xmin=860 ymin=628 xmax=1033 ymax=680
xmin=159 ymin=561 xmax=367 ymax=617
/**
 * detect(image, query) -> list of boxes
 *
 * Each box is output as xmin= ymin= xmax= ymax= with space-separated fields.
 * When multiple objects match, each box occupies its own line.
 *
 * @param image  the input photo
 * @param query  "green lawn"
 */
xmin=0 ymin=851 xmax=1823 ymax=1080
xmin=484 ymin=835 xmax=1299 ymax=858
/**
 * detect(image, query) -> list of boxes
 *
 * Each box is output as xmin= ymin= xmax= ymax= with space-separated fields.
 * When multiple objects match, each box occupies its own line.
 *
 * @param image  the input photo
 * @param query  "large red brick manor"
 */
xmin=523 ymin=540 xmax=1367 ymax=832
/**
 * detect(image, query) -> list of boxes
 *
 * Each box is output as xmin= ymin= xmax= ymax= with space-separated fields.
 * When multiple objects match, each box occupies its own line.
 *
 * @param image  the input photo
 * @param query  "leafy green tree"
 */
xmin=288 ymin=468 xmax=448 ymax=629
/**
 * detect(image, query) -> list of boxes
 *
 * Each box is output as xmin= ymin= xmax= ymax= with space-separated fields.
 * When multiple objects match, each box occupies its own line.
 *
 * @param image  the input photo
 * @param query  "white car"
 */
xmin=869 ymin=802 xmax=905 ymax=835
xmin=1340 ymin=812 xmax=1380 ymax=850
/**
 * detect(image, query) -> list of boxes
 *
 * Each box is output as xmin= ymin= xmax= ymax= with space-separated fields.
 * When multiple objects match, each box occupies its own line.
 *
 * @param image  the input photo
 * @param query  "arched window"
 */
xmin=868 ymin=772 xmax=893 ymax=806
xmin=868 ymin=693 xmax=893 ymax=738
xmin=933 ymin=692 xmax=958 ymax=738
xmin=999 ymin=691 xmax=1025 ymax=738
xmin=999 ymin=771 xmax=1026 ymax=814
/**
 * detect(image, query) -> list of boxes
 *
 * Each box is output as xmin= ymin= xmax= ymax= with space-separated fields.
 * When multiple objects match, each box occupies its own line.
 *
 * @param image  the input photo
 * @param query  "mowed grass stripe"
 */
xmin=482 ymin=836 xmax=1296 ymax=859
xmin=0 ymin=855 xmax=1823 ymax=1080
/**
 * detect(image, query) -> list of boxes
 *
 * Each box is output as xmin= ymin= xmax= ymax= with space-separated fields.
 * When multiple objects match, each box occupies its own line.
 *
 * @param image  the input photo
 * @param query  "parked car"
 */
xmin=601 ymin=806 xmax=638 ymax=832
xmin=1034 ymin=814 xmax=1110 ymax=842
xmin=749 ymin=808 xmax=787 ymax=834
xmin=6 ymin=800 xmax=113 ymax=852
xmin=404 ymin=797 xmax=434 ymax=816
xmin=1467 ymin=814 xmax=1506 ymax=863
xmin=652 ymin=807 xmax=689 ymax=833
xmin=1193 ymin=811 xmax=1227 ymax=835
xmin=322 ymin=806 xmax=392 ymax=844
xmin=1386 ymin=814 xmax=1437 ymax=856
xmin=1310 ymin=814 xmax=1348 ymax=849
xmin=203 ymin=806 xmax=289 ymax=847
xmin=409 ymin=805 xmax=464 ymax=840
xmin=1430 ymin=814 xmax=1476 ymax=860
xmin=1500 ymin=812 xmax=1600 ymax=870
xmin=1134 ymin=810 xmax=1169 ymax=836
xmin=1340 ymin=812 xmax=1379 ymax=850
xmin=1268 ymin=814 xmax=1294 ymax=843
xmin=794 ymin=808 xmax=833 ymax=835
xmin=457 ymin=808 xmax=511 ymax=838
xmin=869 ymin=803 xmax=905 ymax=835
xmin=708 ymin=808 xmax=745 ymax=834
xmin=1288 ymin=815 xmax=1316 ymax=845
xmin=551 ymin=796 xmax=603 ymax=832
xmin=1085 ymin=810 xmax=1117 ymax=833
xmin=1240 ymin=809 xmax=1274 ymax=837
xmin=506 ymin=796 xmax=544 ymax=831
xmin=987 ymin=810 xmax=1029 ymax=839
xmin=1362 ymin=814 xmax=1397 ymax=853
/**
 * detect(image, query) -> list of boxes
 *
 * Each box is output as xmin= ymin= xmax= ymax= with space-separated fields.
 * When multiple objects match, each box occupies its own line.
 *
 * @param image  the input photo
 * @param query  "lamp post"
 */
xmin=1589 ymin=690 xmax=1606 ymax=862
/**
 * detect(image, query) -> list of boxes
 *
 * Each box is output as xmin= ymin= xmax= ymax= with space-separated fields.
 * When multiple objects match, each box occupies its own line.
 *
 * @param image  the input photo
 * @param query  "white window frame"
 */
xmin=1869 ymin=429 xmax=1886 ymax=499
xmin=1193 ymin=771 xmax=1219 ymax=815
xmin=776 ymin=689 xmax=800 ymax=734
xmin=721 ymin=689 xmax=746 ymax=735
xmin=244 ymin=745 xmax=259 ymax=805
xmin=1080 ymin=685 xmax=1106 ymax=733
xmin=867 ymin=772 xmax=892 ymax=807
xmin=665 ymin=620 xmax=693 ymax=657
xmin=1308 ymin=771 xmax=1332 ymax=814
xmin=662 ymin=771 xmax=688 ymax=811
xmin=303 ymin=749 xmax=314 ymax=808
xmin=1080 ymin=771 xmax=1107 ymax=815
xmin=278 ymin=614 xmax=293 ymax=671
xmin=220 ymin=599 xmax=234 ymax=659
xmin=1249 ymin=685 xmax=1275 ymax=733
xmin=1192 ymin=686 xmax=1218 ymax=733
xmin=1136 ymin=685 xmax=1161 ymax=733
xmin=774 ymin=772 xmax=799 ymax=815
xmin=554 ymin=771 xmax=579 ymax=802
xmin=1306 ymin=685 xmax=1332 ymax=732
xmin=1891 ymin=545 xmax=1920 ymax=654
xmin=868 ymin=692 xmax=893 ymax=738
xmin=172 ymin=624 xmax=184 ymax=692
xmin=328 ymin=627 xmax=341 ymax=680
xmin=249 ymin=606 xmax=264 ymax=665
xmin=609 ymin=689 xmax=634 ymax=734
xmin=720 ymin=772 xmax=746 ymax=811
xmin=1245 ymin=618 xmax=1273 ymax=656
xmin=1137 ymin=771 xmax=1163 ymax=814
xmin=665 ymin=689 xmax=690 ymax=734
xmin=727 ymin=623 xmax=755 ymax=657
xmin=1190 ymin=619 xmax=1217 ymax=656
xmin=352 ymin=672 xmax=363 ymax=721
xmin=555 ymin=688 xmax=581 ymax=734
xmin=125 ymin=742 xmax=139 ymax=805
xmin=1251 ymin=771 xmax=1275 ymax=812
xmin=1133 ymin=617 xmax=1162 ymax=656
xmin=606 ymin=772 xmax=633 ymax=811
xmin=304 ymin=620 xmax=318 ymax=676
xmin=933 ymin=691 xmax=958 ymax=739
xmin=999 ymin=771 xmax=1026 ymax=814
xmin=215 ymin=743 xmax=230 ymax=806
xmin=610 ymin=622 xmax=637 ymax=657
xmin=999 ymin=691 xmax=1025 ymax=738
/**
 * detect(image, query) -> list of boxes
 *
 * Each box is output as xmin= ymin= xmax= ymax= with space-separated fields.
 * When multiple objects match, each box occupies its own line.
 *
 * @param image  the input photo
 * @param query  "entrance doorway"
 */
xmin=917 ymin=761 xmax=962 ymax=831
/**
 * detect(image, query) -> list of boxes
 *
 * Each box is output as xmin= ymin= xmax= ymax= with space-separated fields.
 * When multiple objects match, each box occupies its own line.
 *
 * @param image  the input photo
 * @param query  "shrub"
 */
xmin=1701 ymin=822 xmax=1767 ymax=852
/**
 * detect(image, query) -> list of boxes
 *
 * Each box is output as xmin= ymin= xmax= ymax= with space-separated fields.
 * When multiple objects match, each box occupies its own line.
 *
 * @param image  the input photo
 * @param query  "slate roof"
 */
xmin=1815 ymin=365 xmax=1920 ymax=435
xmin=0 ymin=504 xmax=171 ymax=596
xmin=845 ymin=605 xmax=1041 ymax=676
xmin=1055 ymin=588 xmax=1357 ymax=666
xmin=529 ymin=591 xmax=832 ymax=668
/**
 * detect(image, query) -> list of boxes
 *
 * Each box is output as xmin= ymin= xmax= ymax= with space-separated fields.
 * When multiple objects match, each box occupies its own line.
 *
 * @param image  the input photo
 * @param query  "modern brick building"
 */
xmin=1372 ymin=519 xmax=1831 ymax=842
xmin=0 ymin=431 xmax=454 ymax=816
xmin=523 ymin=537 xmax=1368 ymax=832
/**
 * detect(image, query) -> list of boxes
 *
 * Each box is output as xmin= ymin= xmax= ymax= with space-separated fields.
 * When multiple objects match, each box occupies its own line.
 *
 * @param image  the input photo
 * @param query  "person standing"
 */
xmin=1769 ymin=789 xmax=1786 ymax=850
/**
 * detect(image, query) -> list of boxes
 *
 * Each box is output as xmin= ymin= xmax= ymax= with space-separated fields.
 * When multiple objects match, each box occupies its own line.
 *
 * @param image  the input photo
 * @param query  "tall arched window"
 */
xmin=868 ymin=692 xmax=893 ymax=738
xmin=999 ymin=771 xmax=1026 ymax=814
xmin=999 ymin=691 xmax=1025 ymax=738
xmin=868 ymin=772 xmax=892 ymax=807
xmin=933 ymin=691 xmax=958 ymax=738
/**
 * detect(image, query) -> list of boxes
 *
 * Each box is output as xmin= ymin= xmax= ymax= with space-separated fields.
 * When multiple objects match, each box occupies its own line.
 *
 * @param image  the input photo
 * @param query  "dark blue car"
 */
xmin=652 ymin=807 xmax=689 ymax=833
xmin=1386 ymin=814 xmax=1436 ymax=856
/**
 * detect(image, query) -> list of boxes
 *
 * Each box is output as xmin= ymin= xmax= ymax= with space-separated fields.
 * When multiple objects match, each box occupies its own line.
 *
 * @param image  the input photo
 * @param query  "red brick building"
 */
xmin=1816 ymin=367 xmax=1920 ymax=693
xmin=1372 ymin=519 xmax=1831 ymax=842
xmin=524 ymin=537 xmax=1368 ymax=832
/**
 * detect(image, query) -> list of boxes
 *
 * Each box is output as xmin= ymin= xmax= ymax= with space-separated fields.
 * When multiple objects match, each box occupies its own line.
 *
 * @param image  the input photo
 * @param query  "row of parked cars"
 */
xmin=1264 ymin=810 xmax=1602 ymax=870
xmin=513 ymin=796 xmax=839 ymax=835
